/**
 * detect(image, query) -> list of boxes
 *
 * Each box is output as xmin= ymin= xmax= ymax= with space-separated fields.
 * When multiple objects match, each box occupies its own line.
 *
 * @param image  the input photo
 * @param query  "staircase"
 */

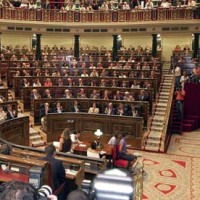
xmin=30 ymin=127 xmax=46 ymax=147
xmin=162 ymin=61 xmax=171 ymax=75
xmin=143 ymin=74 xmax=174 ymax=152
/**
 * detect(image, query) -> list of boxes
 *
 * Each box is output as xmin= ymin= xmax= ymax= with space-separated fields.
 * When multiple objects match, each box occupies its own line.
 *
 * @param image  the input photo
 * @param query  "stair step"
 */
xmin=157 ymin=103 xmax=168 ymax=107
xmin=31 ymin=140 xmax=45 ymax=147
xmin=153 ymin=116 xmax=165 ymax=122
xmin=158 ymin=100 xmax=168 ymax=103
xmin=155 ymin=111 xmax=165 ymax=116
xmin=152 ymin=121 xmax=164 ymax=126
xmin=30 ymin=135 xmax=41 ymax=140
xmin=30 ymin=128 xmax=38 ymax=134
xmin=150 ymin=127 xmax=163 ymax=131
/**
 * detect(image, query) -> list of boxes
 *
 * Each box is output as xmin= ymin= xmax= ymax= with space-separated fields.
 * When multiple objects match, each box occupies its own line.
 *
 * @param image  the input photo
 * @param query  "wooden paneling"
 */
xmin=44 ymin=113 xmax=143 ymax=149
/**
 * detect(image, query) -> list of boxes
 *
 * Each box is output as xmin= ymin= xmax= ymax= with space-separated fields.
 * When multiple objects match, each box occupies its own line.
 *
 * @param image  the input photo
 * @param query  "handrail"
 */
xmin=0 ymin=6 xmax=199 ymax=23
xmin=160 ymin=74 xmax=175 ymax=151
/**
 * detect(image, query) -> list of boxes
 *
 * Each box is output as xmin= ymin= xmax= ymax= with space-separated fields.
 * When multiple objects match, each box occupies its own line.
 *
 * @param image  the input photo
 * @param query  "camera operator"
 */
xmin=175 ymin=86 xmax=185 ymax=119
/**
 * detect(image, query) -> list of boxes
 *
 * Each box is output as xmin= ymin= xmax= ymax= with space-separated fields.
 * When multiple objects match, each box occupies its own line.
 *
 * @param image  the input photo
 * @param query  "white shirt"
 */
xmin=108 ymin=136 xmax=117 ymax=146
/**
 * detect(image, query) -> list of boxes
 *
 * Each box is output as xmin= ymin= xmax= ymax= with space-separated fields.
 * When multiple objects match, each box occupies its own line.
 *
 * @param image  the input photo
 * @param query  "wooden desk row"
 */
xmin=43 ymin=112 xmax=143 ymax=149
xmin=24 ymin=86 xmax=152 ymax=111
xmin=13 ymin=76 xmax=157 ymax=99
xmin=6 ymin=66 xmax=161 ymax=87
xmin=33 ymin=98 xmax=149 ymax=126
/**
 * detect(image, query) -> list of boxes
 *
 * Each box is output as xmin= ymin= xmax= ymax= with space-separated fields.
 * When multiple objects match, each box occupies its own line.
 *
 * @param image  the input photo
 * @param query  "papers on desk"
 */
xmin=100 ymin=150 xmax=106 ymax=155
xmin=53 ymin=141 xmax=59 ymax=148
xmin=79 ymin=144 xmax=86 ymax=147
xmin=65 ymin=169 xmax=78 ymax=176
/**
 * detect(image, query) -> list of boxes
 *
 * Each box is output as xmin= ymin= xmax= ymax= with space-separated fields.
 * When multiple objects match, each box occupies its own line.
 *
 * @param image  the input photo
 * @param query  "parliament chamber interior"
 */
xmin=0 ymin=1 xmax=200 ymax=199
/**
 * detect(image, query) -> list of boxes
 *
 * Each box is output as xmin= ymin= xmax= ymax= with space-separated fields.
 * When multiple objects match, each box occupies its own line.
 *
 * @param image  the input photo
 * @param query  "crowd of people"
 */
xmin=1 ymin=0 xmax=197 ymax=11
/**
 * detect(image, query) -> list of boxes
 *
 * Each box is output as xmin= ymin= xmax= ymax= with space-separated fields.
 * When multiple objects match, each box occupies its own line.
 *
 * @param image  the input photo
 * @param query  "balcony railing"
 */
xmin=0 ymin=6 xmax=200 ymax=23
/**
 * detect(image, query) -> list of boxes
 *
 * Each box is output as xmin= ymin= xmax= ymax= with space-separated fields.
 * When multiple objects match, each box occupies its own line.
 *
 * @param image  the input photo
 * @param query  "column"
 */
xmin=112 ymin=35 xmax=118 ymax=61
xmin=193 ymin=33 xmax=199 ymax=58
xmin=36 ymin=34 xmax=41 ymax=61
xmin=152 ymin=34 xmax=157 ymax=57
xmin=74 ymin=35 xmax=79 ymax=60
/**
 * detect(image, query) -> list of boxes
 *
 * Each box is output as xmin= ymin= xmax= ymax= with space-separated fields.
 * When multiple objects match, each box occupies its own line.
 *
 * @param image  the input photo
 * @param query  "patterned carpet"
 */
xmin=138 ymin=131 xmax=200 ymax=200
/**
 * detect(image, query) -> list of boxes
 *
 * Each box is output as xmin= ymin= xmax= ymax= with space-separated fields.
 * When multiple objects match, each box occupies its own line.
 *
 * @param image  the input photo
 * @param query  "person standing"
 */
xmin=175 ymin=86 xmax=185 ymax=119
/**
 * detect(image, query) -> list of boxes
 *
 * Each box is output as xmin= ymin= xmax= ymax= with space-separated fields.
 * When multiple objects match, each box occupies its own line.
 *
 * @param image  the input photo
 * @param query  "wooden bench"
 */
xmin=0 ymin=116 xmax=29 ymax=146
xmin=33 ymin=98 xmax=148 ymax=126
xmin=13 ymin=76 xmax=157 ymax=99
xmin=0 ymin=154 xmax=50 ymax=186
xmin=12 ymin=148 xmax=85 ymax=188
xmin=23 ymin=86 xmax=153 ymax=112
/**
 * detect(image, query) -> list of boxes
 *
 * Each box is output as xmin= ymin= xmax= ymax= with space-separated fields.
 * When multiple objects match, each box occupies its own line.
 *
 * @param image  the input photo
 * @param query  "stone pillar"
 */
xmin=193 ymin=33 xmax=199 ymax=58
xmin=152 ymin=34 xmax=157 ymax=57
xmin=112 ymin=35 xmax=118 ymax=61
xmin=36 ymin=34 xmax=41 ymax=61
xmin=74 ymin=35 xmax=79 ymax=60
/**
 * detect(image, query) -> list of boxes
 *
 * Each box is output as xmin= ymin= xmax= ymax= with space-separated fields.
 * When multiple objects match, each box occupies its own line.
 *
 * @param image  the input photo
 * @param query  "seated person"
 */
xmin=30 ymin=89 xmax=41 ymax=100
xmin=123 ymin=91 xmax=134 ymax=101
xmin=0 ymin=106 xmax=6 ymax=122
xmin=70 ymin=130 xmax=82 ymax=148
xmin=44 ymin=78 xmax=53 ymax=87
xmin=128 ymin=105 xmax=140 ymax=117
xmin=108 ymin=132 xmax=118 ymax=146
xmin=70 ymin=100 xmax=82 ymax=113
xmin=118 ymin=133 xmax=141 ymax=166
xmin=63 ymin=89 xmax=72 ymax=99
xmin=53 ymin=102 xmax=64 ymax=113
xmin=116 ymin=103 xmax=127 ymax=116
xmin=58 ymin=128 xmax=72 ymax=153
xmin=33 ymin=78 xmax=42 ymax=87
xmin=88 ymin=102 xmax=99 ymax=114
xmin=113 ymin=91 xmax=123 ymax=100
xmin=0 ymin=94 xmax=5 ymax=102
xmin=6 ymin=104 xmax=17 ymax=120
xmin=87 ymin=141 xmax=100 ymax=158
xmin=138 ymin=90 xmax=149 ymax=101
xmin=104 ymin=102 xmax=116 ymax=115
xmin=77 ymin=88 xmax=87 ymax=99
xmin=43 ymin=89 xmax=53 ymax=98
xmin=90 ymin=89 xmax=100 ymax=99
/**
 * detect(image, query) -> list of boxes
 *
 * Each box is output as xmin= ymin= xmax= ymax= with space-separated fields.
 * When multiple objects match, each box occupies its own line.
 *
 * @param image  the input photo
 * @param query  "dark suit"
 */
xmin=30 ymin=93 xmax=40 ymax=100
xmin=70 ymin=104 xmax=82 ymax=113
xmin=42 ymin=156 xmax=66 ymax=191
xmin=138 ymin=95 xmax=149 ymax=101
xmin=6 ymin=111 xmax=16 ymax=120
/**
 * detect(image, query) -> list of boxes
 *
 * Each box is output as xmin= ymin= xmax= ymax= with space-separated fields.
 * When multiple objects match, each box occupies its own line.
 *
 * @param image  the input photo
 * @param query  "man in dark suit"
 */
xmin=42 ymin=144 xmax=66 ymax=191
xmin=70 ymin=100 xmax=82 ymax=113
xmin=138 ymin=89 xmax=149 ymax=101
xmin=42 ymin=145 xmax=77 ymax=199
xmin=6 ymin=104 xmax=17 ymax=120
